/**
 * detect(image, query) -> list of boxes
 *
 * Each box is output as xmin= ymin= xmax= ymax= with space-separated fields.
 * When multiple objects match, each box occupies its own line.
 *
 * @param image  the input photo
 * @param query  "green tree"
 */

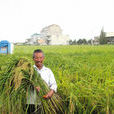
xmin=72 ymin=39 xmax=77 ymax=45
xmin=69 ymin=39 xmax=77 ymax=45
xmin=77 ymin=39 xmax=83 ymax=45
xmin=82 ymin=39 xmax=87 ymax=44
xmin=88 ymin=39 xmax=92 ymax=44
xmin=69 ymin=40 xmax=73 ymax=45
xmin=99 ymin=28 xmax=107 ymax=44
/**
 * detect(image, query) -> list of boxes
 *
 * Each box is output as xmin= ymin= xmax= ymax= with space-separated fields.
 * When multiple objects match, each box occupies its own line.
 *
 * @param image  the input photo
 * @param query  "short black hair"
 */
xmin=33 ymin=49 xmax=44 ymax=58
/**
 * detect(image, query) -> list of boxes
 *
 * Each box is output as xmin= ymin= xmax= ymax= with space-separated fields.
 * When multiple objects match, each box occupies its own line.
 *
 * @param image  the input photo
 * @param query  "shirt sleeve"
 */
xmin=49 ymin=69 xmax=57 ymax=92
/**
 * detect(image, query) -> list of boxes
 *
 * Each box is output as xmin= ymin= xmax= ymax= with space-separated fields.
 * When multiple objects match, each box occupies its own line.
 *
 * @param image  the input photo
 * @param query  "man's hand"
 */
xmin=35 ymin=86 xmax=40 ymax=93
xmin=43 ymin=90 xmax=54 ymax=99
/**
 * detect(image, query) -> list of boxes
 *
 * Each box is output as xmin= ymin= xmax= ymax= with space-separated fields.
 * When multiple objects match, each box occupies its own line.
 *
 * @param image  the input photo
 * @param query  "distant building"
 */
xmin=25 ymin=24 xmax=70 ymax=45
xmin=94 ymin=32 xmax=114 ymax=44
xmin=93 ymin=36 xmax=100 ymax=45
xmin=25 ymin=33 xmax=47 ymax=45
xmin=40 ymin=24 xmax=70 ymax=45
xmin=48 ymin=34 xmax=70 ymax=45
xmin=105 ymin=32 xmax=114 ymax=44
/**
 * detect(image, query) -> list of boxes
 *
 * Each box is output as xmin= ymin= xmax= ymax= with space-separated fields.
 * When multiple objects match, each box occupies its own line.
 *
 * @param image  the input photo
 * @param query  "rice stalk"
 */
xmin=0 ymin=57 xmax=63 ymax=114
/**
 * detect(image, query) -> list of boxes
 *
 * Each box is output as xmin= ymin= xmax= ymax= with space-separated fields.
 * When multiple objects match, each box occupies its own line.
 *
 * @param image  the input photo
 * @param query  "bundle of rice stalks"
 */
xmin=12 ymin=58 xmax=34 ymax=90
xmin=0 ymin=57 xmax=64 ymax=114
xmin=28 ymin=70 xmax=64 ymax=114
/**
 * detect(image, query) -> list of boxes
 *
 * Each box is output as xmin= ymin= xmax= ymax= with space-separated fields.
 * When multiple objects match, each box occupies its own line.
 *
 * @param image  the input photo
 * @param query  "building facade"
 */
xmin=25 ymin=24 xmax=70 ymax=45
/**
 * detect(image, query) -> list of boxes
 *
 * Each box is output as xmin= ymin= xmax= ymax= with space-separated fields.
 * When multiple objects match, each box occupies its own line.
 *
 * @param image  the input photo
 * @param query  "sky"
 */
xmin=0 ymin=0 xmax=114 ymax=43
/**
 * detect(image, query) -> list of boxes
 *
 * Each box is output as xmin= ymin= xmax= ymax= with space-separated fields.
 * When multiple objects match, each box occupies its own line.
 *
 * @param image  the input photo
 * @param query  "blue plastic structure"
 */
xmin=0 ymin=40 xmax=11 ymax=54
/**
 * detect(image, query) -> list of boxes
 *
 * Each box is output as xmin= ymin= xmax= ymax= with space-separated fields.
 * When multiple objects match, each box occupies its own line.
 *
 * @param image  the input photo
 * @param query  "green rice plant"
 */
xmin=0 ymin=45 xmax=114 ymax=113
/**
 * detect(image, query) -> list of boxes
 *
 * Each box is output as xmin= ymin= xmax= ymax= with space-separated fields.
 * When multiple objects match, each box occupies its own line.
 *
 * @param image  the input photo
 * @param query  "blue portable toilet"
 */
xmin=0 ymin=40 xmax=14 ymax=54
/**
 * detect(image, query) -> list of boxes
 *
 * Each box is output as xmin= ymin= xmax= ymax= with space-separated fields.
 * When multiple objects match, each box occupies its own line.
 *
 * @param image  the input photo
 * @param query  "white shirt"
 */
xmin=33 ymin=65 xmax=57 ymax=92
xmin=27 ymin=65 xmax=57 ymax=104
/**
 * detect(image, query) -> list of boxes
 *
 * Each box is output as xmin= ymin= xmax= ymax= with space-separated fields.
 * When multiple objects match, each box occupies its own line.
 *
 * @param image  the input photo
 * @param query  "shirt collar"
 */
xmin=33 ymin=65 xmax=46 ymax=71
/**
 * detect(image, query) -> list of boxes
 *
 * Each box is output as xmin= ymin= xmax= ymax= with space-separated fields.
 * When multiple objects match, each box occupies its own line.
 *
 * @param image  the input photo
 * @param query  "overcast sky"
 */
xmin=0 ymin=0 xmax=114 ymax=42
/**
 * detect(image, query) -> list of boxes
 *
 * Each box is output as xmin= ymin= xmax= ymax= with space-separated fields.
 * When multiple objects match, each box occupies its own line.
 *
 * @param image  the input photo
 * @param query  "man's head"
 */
xmin=33 ymin=49 xmax=45 ymax=69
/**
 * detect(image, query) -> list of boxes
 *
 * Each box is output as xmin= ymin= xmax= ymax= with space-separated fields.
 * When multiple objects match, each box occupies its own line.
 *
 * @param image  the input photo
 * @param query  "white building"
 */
xmin=25 ymin=33 xmax=47 ymax=45
xmin=25 ymin=24 xmax=70 ymax=45
xmin=40 ymin=24 xmax=70 ymax=45
xmin=105 ymin=32 xmax=114 ymax=44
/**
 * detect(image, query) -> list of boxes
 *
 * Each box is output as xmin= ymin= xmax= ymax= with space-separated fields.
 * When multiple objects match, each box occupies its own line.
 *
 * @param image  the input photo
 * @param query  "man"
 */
xmin=27 ymin=49 xmax=57 ymax=114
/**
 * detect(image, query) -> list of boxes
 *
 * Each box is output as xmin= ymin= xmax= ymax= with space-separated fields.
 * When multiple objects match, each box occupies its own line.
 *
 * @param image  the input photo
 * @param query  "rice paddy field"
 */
xmin=0 ymin=45 xmax=114 ymax=114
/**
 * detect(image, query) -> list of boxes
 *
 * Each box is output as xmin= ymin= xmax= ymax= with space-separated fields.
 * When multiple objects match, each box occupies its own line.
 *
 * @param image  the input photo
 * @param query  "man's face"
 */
xmin=33 ymin=52 xmax=44 ymax=69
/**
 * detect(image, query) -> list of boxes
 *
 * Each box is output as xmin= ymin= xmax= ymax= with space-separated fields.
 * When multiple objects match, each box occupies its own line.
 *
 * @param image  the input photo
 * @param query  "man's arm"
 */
xmin=43 ymin=69 xmax=57 ymax=99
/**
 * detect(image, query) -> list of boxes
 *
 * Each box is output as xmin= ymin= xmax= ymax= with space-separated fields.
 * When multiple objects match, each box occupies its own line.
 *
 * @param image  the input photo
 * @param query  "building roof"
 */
xmin=105 ymin=32 xmax=114 ymax=37
xmin=0 ymin=40 xmax=10 ymax=47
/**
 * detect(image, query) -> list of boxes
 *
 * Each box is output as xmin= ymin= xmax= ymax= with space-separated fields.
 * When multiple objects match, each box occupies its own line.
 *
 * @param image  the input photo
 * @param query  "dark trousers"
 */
xmin=26 ymin=104 xmax=41 ymax=114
